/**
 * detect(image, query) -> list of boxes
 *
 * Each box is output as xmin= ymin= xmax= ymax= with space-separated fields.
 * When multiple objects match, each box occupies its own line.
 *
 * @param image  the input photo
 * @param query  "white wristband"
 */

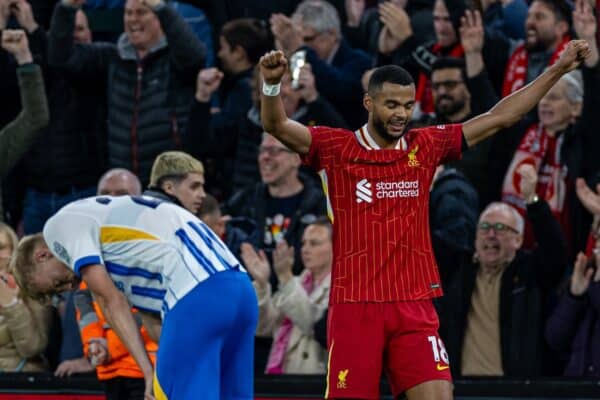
xmin=262 ymin=81 xmax=281 ymax=97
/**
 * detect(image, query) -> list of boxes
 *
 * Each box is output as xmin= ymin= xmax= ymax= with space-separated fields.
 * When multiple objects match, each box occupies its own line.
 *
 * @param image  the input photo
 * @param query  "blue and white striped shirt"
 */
xmin=43 ymin=195 xmax=244 ymax=316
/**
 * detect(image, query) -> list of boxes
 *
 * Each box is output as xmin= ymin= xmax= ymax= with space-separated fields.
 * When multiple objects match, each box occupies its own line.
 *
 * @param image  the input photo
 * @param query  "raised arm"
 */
xmin=260 ymin=50 xmax=312 ymax=155
xmin=463 ymin=40 xmax=591 ymax=147
xmin=0 ymin=30 xmax=48 ymax=177
xmin=81 ymin=265 xmax=155 ymax=400
xmin=143 ymin=0 xmax=205 ymax=73
xmin=48 ymin=0 xmax=114 ymax=76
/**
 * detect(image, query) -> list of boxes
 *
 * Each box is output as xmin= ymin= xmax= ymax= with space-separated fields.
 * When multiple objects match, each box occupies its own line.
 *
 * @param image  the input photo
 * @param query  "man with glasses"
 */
xmin=437 ymin=164 xmax=568 ymax=378
xmin=270 ymin=0 xmax=372 ymax=128
xmin=223 ymin=132 xmax=326 ymax=372
xmin=259 ymin=30 xmax=588 ymax=397
xmin=224 ymin=133 xmax=326 ymax=288
xmin=425 ymin=54 xmax=500 ymax=206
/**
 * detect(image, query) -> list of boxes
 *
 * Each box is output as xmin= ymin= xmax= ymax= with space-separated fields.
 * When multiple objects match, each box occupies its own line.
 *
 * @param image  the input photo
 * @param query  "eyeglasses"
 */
xmin=302 ymin=33 xmax=321 ymax=43
xmin=431 ymin=80 xmax=463 ymax=91
xmin=258 ymin=146 xmax=293 ymax=157
xmin=478 ymin=222 xmax=520 ymax=235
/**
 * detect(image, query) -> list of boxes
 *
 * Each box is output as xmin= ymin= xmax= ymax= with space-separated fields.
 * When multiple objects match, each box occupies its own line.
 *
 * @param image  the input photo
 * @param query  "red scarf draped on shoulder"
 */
xmin=415 ymin=43 xmax=464 ymax=116
xmin=502 ymin=36 xmax=570 ymax=97
xmin=501 ymin=123 xmax=570 ymax=247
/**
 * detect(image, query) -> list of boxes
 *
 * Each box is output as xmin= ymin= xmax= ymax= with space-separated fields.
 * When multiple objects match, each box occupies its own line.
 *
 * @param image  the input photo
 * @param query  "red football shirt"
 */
xmin=303 ymin=123 xmax=463 ymax=303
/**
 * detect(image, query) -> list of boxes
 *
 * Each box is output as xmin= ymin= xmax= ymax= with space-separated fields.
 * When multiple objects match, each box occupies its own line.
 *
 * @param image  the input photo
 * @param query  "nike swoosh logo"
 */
xmin=436 ymin=363 xmax=450 ymax=371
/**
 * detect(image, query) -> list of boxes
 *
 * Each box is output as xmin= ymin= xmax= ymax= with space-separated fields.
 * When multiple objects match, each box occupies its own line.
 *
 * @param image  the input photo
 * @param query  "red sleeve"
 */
xmin=301 ymin=126 xmax=330 ymax=171
xmin=427 ymin=123 xmax=463 ymax=164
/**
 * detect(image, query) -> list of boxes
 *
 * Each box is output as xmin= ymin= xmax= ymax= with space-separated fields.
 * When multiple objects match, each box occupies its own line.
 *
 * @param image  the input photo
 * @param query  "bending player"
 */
xmin=259 ymin=39 xmax=590 ymax=399
xmin=11 ymin=196 xmax=258 ymax=400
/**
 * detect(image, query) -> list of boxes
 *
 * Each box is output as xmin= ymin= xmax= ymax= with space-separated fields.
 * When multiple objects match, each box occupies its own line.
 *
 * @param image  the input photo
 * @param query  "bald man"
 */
xmin=97 ymin=169 xmax=142 ymax=196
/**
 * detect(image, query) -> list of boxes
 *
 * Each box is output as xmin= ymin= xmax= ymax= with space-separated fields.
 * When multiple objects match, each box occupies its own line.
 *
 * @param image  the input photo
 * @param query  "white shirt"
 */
xmin=44 ymin=195 xmax=243 ymax=316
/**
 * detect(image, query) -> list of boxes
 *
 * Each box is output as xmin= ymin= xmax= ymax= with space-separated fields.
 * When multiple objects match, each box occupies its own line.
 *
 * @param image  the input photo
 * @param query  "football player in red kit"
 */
xmin=259 ymin=39 xmax=590 ymax=400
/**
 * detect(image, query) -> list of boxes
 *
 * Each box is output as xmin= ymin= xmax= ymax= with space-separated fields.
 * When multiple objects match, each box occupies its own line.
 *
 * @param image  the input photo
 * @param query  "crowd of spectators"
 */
xmin=1 ymin=0 xmax=600 ymax=394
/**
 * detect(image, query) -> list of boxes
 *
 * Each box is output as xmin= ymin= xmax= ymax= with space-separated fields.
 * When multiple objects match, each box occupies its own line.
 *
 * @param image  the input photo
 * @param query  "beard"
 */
xmin=525 ymin=30 xmax=555 ymax=52
xmin=372 ymin=113 xmax=406 ymax=143
xmin=434 ymin=96 xmax=466 ymax=120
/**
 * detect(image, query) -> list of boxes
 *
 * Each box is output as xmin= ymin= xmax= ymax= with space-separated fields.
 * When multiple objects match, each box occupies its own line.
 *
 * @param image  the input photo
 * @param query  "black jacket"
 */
xmin=302 ymin=40 xmax=373 ymax=129
xmin=223 ymin=177 xmax=327 ymax=288
xmin=48 ymin=3 xmax=205 ymax=184
xmin=22 ymin=28 xmax=106 ymax=192
xmin=437 ymin=200 xmax=568 ymax=378
xmin=188 ymin=93 xmax=348 ymax=199
xmin=429 ymin=168 xmax=479 ymax=282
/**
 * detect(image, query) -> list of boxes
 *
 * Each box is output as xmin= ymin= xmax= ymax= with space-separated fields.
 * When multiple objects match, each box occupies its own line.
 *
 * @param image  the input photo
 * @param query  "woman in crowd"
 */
xmin=241 ymin=217 xmax=332 ymax=374
xmin=0 ymin=223 xmax=52 ymax=372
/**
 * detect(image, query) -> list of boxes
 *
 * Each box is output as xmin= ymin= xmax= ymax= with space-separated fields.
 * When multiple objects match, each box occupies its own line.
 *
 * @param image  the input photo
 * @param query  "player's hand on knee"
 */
xmin=259 ymin=50 xmax=288 ymax=84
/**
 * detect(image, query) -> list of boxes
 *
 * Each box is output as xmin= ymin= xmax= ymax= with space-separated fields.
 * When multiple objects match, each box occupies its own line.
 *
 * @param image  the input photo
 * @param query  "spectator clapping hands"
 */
xmin=576 ymin=178 xmax=600 ymax=216
xmin=460 ymin=10 xmax=484 ymax=55
xmin=345 ymin=0 xmax=365 ymax=28
xmin=270 ymin=13 xmax=303 ymax=55
xmin=377 ymin=1 xmax=411 ymax=54
xmin=241 ymin=243 xmax=271 ymax=288
xmin=569 ymin=252 xmax=599 ymax=297
xmin=272 ymin=240 xmax=294 ymax=286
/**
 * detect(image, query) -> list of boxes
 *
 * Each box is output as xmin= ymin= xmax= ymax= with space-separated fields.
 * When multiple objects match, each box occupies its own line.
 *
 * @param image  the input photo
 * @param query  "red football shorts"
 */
xmin=325 ymin=300 xmax=451 ymax=399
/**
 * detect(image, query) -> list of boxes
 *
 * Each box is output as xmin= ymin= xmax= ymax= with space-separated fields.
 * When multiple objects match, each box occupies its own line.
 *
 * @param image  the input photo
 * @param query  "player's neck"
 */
xmin=267 ymin=177 xmax=304 ymax=198
xmin=366 ymin=121 xmax=401 ymax=150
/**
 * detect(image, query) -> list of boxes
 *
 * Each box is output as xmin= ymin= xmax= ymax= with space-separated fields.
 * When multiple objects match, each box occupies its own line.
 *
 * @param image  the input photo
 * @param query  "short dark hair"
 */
xmin=368 ymin=65 xmax=414 ymax=95
xmin=533 ymin=0 xmax=573 ymax=26
xmin=197 ymin=193 xmax=220 ymax=217
xmin=431 ymin=57 xmax=467 ymax=82
xmin=221 ymin=18 xmax=273 ymax=64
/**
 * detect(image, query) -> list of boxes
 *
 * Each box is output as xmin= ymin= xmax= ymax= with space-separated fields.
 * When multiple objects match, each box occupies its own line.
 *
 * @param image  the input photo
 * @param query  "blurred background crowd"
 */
xmin=0 ymin=0 xmax=600 ymax=396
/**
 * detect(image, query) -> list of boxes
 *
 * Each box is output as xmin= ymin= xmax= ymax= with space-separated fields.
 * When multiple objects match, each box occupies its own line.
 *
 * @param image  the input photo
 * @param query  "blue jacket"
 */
xmin=303 ymin=40 xmax=372 ymax=130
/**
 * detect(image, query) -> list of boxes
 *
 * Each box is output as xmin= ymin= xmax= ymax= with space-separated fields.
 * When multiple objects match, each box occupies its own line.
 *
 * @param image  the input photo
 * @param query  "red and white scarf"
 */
xmin=502 ymin=36 xmax=570 ymax=97
xmin=501 ymin=123 xmax=568 ymax=217
xmin=415 ymin=43 xmax=464 ymax=116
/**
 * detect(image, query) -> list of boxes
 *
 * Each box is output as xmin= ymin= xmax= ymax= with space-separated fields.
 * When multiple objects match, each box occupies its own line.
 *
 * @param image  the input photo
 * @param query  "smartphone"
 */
xmin=290 ymin=50 xmax=307 ymax=90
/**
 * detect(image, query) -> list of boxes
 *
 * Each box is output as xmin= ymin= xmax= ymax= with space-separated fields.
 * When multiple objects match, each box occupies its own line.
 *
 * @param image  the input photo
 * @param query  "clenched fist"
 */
xmin=1 ymin=29 xmax=32 ymax=64
xmin=554 ymin=39 xmax=591 ymax=73
xmin=260 ymin=50 xmax=288 ymax=85
xmin=516 ymin=163 xmax=538 ymax=203
xmin=195 ymin=67 xmax=224 ymax=103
